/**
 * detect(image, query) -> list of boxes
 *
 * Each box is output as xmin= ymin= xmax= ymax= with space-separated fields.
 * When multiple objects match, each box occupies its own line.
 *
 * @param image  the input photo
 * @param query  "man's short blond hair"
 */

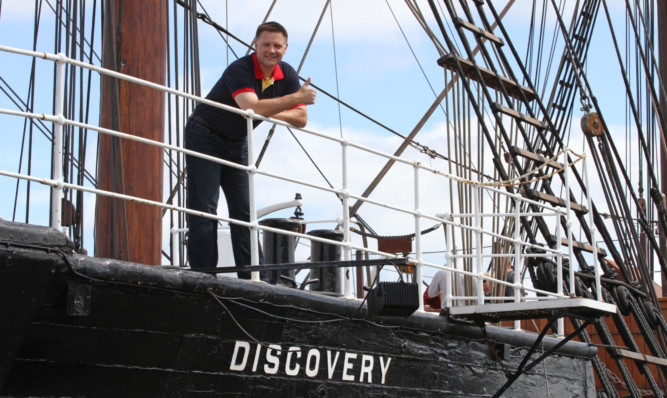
xmin=255 ymin=21 xmax=288 ymax=43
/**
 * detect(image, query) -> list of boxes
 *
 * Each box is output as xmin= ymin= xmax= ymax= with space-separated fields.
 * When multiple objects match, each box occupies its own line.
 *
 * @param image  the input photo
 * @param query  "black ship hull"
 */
xmin=0 ymin=220 xmax=596 ymax=397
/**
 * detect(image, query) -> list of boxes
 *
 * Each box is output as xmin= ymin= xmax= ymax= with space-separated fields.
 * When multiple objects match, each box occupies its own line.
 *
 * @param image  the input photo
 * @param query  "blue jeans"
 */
xmin=184 ymin=118 xmax=264 ymax=279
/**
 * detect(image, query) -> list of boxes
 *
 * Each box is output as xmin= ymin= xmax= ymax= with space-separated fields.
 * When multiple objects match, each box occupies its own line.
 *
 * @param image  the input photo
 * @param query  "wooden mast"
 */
xmin=95 ymin=0 xmax=166 ymax=265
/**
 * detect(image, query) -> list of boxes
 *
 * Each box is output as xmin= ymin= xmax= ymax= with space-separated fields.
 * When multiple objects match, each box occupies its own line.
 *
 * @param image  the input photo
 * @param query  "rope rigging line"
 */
xmin=484 ymin=0 xmax=617 ymax=258
xmin=436 ymin=0 xmax=514 ymax=246
xmin=169 ymin=0 xmax=183 ymax=195
xmin=541 ymin=0 xmax=571 ymax=103
xmin=386 ymin=0 xmax=451 ymax=133
xmin=296 ymin=0 xmax=330 ymax=76
xmin=180 ymin=0 xmax=244 ymax=58
xmin=349 ymin=222 xmax=441 ymax=240
xmin=591 ymin=138 xmax=643 ymax=283
xmin=547 ymin=0 xmax=661 ymax=212
xmin=12 ymin=0 xmax=99 ymax=228
xmin=627 ymin=4 xmax=667 ymax=238
xmin=429 ymin=0 xmax=546 ymax=255
xmin=350 ymin=0 xmax=521 ymax=224
xmin=165 ymin=0 xmax=177 ymax=263
xmin=12 ymin=0 xmax=45 ymax=224
xmin=1 ymin=73 xmax=98 ymax=190
xmin=534 ymin=0 xmax=572 ymax=125
xmin=404 ymin=0 xmax=446 ymax=57
xmin=190 ymin=0 xmax=201 ymax=97
xmin=478 ymin=0 xmax=596 ymax=258
xmin=592 ymin=0 xmax=667 ymax=286
xmin=449 ymin=2 xmax=571 ymax=206
xmin=511 ymin=1 xmax=605 ymax=259
xmin=44 ymin=0 xmax=102 ymax=63
xmin=621 ymin=0 xmax=667 ymax=174
xmin=532 ymin=0 xmax=665 ymax=318
xmin=244 ymin=0 xmax=277 ymax=57
xmin=255 ymin=0 xmax=331 ymax=168
xmin=328 ymin=1 xmax=344 ymax=139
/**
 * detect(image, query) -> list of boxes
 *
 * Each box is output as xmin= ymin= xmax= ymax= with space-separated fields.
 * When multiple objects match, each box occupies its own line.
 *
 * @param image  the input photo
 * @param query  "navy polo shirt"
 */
xmin=193 ymin=53 xmax=303 ymax=139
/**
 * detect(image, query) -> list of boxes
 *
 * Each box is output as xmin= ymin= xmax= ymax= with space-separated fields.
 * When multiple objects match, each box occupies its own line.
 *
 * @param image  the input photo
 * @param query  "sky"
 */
xmin=0 ymin=0 xmax=661 ymax=289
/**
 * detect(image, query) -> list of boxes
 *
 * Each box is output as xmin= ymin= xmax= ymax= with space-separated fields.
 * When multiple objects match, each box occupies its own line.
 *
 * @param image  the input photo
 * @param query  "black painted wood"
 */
xmin=0 ymin=221 xmax=597 ymax=397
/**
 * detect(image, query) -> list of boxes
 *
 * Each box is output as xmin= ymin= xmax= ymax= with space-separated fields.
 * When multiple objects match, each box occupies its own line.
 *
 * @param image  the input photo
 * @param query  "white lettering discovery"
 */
xmin=229 ymin=340 xmax=392 ymax=384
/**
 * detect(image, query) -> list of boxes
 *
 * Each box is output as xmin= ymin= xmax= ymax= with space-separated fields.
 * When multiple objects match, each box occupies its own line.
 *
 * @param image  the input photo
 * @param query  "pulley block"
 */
xmin=581 ymin=112 xmax=604 ymax=137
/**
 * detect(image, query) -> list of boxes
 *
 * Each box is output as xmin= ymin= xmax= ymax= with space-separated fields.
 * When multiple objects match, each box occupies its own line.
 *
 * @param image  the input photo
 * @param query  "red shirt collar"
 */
xmin=252 ymin=53 xmax=285 ymax=80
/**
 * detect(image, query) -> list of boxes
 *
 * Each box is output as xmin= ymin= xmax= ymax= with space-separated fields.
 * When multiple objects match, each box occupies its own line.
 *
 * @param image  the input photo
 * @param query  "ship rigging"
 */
xmin=1 ymin=0 xmax=667 ymax=396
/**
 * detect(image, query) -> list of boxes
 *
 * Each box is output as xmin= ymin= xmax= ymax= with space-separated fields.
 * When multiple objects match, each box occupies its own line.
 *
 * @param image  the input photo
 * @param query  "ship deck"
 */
xmin=448 ymin=298 xmax=617 ymax=322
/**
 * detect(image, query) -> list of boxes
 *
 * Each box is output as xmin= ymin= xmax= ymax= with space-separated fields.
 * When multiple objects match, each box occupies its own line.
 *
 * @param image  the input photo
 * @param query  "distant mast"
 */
xmin=95 ymin=0 xmax=167 ymax=265
xmin=660 ymin=0 xmax=667 ymax=295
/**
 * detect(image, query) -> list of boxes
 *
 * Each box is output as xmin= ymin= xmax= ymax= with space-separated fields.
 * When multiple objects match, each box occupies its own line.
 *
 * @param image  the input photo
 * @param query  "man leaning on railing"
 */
xmin=184 ymin=21 xmax=316 ymax=279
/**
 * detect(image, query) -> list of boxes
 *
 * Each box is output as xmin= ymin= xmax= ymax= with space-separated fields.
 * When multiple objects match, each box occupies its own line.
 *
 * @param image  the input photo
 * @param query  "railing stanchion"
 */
xmin=554 ymin=149 xmax=566 ymax=338
xmin=246 ymin=112 xmax=260 ymax=281
xmin=563 ymin=149 xmax=575 ymax=297
xmin=50 ymin=54 xmax=65 ymax=230
xmin=513 ymin=193 xmax=521 ymax=330
xmin=556 ymin=205 xmax=563 ymax=299
xmin=473 ymin=185 xmax=484 ymax=305
xmin=444 ymin=219 xmax=454 ymax=309
xmin=414 ymin=163 xmax=423 ymax=311
xmin=341 ymin=139 xmax=353 ymax=297
xmin=555 ymin=207 xmax=565 ymax=338
xmin=582 ymin=155 xmax=602 ymax=300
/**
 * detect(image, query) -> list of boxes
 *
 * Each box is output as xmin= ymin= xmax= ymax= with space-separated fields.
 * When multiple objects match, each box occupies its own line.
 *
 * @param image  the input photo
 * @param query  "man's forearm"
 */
xmin=243 ymin=93 xmax=302 ymax=118
xmin=271 ymin=106 xmax=307 ymax=128
xmin=234 ymin=79 xmax=315 ymax=121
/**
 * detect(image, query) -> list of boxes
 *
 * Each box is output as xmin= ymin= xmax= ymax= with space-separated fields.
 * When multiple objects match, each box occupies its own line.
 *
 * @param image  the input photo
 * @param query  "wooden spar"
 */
xmin=95 ymin=0 xmax=167 ymax=265
xmin=659 ymin=0 xmax=667 ymax=296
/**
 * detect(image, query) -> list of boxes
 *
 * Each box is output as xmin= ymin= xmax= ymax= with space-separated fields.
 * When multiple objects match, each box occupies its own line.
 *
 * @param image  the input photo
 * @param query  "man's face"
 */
xmin=483 ymin=280 xmax=491 ymax=295
xmin=254 ymin=31 xmax=287 ymax=74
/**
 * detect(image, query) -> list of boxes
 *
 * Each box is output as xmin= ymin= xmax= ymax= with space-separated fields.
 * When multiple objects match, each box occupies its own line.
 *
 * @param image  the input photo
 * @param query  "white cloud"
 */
xmin=0 ymin=0 xmax=37 ymax=21
xmin=198 ymin=0 xmax=428 ymax=45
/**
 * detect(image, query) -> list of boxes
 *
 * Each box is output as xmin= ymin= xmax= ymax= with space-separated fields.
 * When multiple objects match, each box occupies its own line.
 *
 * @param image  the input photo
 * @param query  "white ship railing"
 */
xmin=0 ymin=46 xmax=608 ymax=329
